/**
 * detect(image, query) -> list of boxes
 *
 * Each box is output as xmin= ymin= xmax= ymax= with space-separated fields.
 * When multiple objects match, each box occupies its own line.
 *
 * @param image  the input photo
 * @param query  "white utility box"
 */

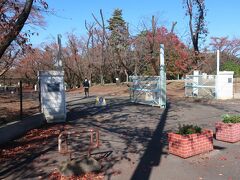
xmin=216 ymin=71 xmax=234 ymax=99
xmin=38 ymin=70 xmax=66 ymax=123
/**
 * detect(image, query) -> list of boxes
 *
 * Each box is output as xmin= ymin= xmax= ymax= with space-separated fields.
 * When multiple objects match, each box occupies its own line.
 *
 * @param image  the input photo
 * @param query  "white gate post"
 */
xmin=217 ymin=50 xmax=220 ymax=75
xmin=160 ymin=44 xmax=166 ymax=108
xmin=193 ymin=70 xmax=199 ymax=96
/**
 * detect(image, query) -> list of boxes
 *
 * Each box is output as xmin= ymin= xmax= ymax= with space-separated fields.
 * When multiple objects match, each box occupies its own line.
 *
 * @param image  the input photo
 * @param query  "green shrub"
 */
xmin=221 ymin=60 xmax=240 ymax=76
xmin=177 ymin=124 xmax=202 ymax=135
xmin=222 ymin=114 xmax=240 ymax=123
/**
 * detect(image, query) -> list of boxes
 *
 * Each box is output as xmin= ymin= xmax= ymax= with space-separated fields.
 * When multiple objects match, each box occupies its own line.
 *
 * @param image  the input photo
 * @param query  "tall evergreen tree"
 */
xmin=107 ymin=9 xmax=131 ymax=80
xmin=108 ymin=9 xmax=129 ymax=50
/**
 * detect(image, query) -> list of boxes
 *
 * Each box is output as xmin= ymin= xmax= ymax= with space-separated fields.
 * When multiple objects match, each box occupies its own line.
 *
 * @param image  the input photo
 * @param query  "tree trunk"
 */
xmin=0 ymin=0 xmax=33 ymax=58
xmin=100 ymin=72 xmax=104 ymax=85
xmin=124 ymin=69 xmax=129 ymax=83
xmin=171 ymin=21 xmax=177 ymax=33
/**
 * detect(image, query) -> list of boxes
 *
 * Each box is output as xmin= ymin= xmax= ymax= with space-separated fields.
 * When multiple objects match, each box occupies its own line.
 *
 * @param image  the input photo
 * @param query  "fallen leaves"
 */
xmin=0 ymin=142 xmax=38 ymax=160
xmin=48 ymin=170 xmax=104 ymax=180
xmin=218 ymin=156 xmax=227 ymax=161
xmin=0 ymin=124 xmax=71 ymax=162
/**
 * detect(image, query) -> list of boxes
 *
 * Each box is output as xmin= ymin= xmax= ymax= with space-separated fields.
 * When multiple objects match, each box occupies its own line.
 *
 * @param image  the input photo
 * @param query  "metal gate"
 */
xmin=129 ymin=76 xmax=162 ymax=106
xmin=128 ymin=44 xmax=166 ymax=108
xmin=185 ymin=74 xmax=216 ymax=98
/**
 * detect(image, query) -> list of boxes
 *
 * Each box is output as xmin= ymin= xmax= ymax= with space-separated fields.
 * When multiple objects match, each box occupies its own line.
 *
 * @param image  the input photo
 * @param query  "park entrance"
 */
xmin=129 ymin=44 xmax=166 ymax=108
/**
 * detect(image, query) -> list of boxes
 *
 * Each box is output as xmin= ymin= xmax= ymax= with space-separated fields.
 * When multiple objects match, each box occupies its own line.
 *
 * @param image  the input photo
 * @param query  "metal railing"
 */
xmin=58 ymin=128 xmax=100 ymax=160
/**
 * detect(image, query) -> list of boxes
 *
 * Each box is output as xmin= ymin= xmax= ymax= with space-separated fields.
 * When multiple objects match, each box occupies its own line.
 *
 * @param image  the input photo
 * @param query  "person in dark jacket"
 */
xmin=83 ymin=78 xmax=90 ymax=97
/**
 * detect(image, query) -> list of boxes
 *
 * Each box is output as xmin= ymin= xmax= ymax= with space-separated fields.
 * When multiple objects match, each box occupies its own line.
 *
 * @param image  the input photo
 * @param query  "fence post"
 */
xmin=19 ymin=80 xmax=23 ymax=120
xmin=38 ymin=74 xmax=41 ymax=112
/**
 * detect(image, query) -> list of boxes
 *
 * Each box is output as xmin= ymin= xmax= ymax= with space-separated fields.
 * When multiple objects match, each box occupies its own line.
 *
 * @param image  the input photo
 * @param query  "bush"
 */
xmin=221 ymin=60 xmax=240 ymax=76
xmin=222 ymin=114 xmax=240 ymax=123
xmin=177 ymin=124 xmax=202 ymax=135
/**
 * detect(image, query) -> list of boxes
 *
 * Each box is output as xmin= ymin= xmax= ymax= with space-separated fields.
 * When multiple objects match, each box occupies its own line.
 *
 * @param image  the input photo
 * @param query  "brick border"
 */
xmin=168 ymin=129 xmax=213 ymax=158
xmin=216 ymin=122 xmax=240 ymax=143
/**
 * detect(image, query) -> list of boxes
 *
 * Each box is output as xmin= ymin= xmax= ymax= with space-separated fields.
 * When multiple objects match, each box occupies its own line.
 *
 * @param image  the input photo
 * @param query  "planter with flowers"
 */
xmin=216 ymin=114 xmax=240 ymax=143
xmin=168 ymin=124 xmax=213 ymax=158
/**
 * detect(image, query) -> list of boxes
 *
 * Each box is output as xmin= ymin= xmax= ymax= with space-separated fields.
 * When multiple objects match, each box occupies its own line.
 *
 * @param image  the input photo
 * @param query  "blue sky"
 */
xmin=30 ymin=0 xmax=240 ymax=47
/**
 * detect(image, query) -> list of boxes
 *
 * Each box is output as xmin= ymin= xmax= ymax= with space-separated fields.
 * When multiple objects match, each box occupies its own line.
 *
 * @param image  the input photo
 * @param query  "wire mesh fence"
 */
xmin=129 ymin=76 xmax=161 ymax=106
xmin=0 ymin=78 xmax=40 ymax=126
xmin=233 ymin=75 xmax=240 ymax=99
xmin=185 ymin=75 xmax=216 ymax=99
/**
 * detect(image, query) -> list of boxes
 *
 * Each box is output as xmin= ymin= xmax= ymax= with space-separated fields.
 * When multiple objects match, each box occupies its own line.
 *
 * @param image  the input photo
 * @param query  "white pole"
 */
xmin=34 ymin=84 xmax=37 ymax=91
xmin=160 ymin=44 xmax=166 ymax=108
xmin=57 ymin=34 xmax=63 ymax=70
xmin=216 ymin=50 xmax=220 ymax=99
xmin=217 ymin=50 xmax=220 ymax=75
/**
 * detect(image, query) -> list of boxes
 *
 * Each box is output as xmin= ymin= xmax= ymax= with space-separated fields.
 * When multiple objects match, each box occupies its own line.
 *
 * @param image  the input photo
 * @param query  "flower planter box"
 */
xmin=215 ymin=122 xmax=240 ymax=143
xmin=168 ymin=129 xmax=213 ymax=158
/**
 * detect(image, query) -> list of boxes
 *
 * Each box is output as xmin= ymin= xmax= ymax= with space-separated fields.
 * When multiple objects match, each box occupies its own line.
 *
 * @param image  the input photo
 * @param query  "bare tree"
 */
xmin=210 ymin=37 xmax=240 ymax=57
xmin=183 ymin=0 xmax=207 ymax=55
xmin=149 ymin=15 xmax=159 ymax=75
xmin=0 ymin=48 xmax=20 ymax=76
xmin=65 ymin=33 xmax=84 ymax=86
xmin=171 ymin=21 xmax=177 ymax=34
xmin=85 ymin=21 xmax=96 ymax=82
xmin=0 ymin=0 xmax=33 ymax=58
xmin=92 ymin=9 xmax=108 ymax=84
xmin=0 ymin=0 xmax=48 ymax=76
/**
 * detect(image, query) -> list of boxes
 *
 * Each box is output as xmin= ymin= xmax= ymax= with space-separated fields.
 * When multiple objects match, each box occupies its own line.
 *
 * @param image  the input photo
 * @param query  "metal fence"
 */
xmin=185 ymin=75 xmax=217 ymax=99
xmin=0 ymin=78 xmax=40 ymax=126
xmin=129 ymin=76 xmax=162 ymax=106
xmin=233 ymin=76 xmax=240 ymax=99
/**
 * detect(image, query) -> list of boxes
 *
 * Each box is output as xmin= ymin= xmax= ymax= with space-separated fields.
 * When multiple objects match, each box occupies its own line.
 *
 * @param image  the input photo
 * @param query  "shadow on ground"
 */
xmin=1 ymin=95 xmax=240 ymax=179
xmin=0 ymin=123 xmax=65 ymax=179
xmin=66 ymin=96 xmax=171 ymax=180
xmin=0 ymin=96 xmax=169 ymax=179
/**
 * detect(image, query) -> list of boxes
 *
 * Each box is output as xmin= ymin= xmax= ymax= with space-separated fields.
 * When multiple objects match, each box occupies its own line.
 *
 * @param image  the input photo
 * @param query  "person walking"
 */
xmin=83 ymin=78 xmax=90 ymax=97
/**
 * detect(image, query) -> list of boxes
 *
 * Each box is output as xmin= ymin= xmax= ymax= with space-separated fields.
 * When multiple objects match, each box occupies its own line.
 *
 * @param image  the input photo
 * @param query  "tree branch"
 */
xmin=0 ymin=0 xmax=34 ymax=58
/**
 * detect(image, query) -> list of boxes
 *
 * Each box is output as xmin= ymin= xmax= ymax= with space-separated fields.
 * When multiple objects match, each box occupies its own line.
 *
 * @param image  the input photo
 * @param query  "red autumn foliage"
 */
xmin=135 ymin=26 xmax=191 ymax=78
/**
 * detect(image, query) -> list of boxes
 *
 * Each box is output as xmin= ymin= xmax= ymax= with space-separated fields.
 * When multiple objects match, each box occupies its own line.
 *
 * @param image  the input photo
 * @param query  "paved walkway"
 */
xmin=1 ymin=93 xmax=240 ymax=180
